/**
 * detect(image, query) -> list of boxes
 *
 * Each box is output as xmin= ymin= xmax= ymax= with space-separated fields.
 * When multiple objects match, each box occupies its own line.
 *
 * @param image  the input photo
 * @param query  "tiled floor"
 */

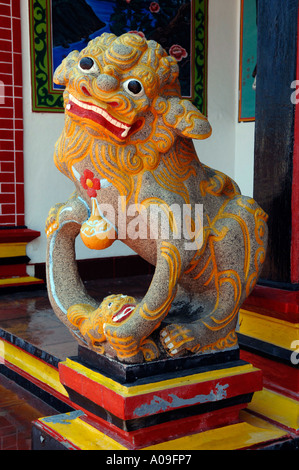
xmin=0 ymin=275 xmax=152 ymax=360
xmin=0 ymin=274 xmax=152 ymax=450
xmin=0 ymin=374 xmax=58 ymax=450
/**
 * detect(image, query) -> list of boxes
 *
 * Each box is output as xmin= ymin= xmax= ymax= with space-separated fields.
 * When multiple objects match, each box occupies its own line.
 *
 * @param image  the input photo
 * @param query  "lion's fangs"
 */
xmin=67 ymin=94 xmax=131 ymax=137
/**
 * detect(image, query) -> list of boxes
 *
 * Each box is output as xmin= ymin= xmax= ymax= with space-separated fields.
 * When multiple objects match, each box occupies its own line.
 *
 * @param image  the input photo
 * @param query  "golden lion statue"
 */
xmin=45 ymin=33 xmax=268 ymax=363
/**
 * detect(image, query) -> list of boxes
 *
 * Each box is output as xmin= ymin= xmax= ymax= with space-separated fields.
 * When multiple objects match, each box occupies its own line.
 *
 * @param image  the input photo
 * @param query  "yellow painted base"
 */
xmin=35 ymin=412 xmax=128 ymax=451
xmin=0 ymin=338 xmax=68 ymax=400
xmin=146 ymin=419 xmax=287 ymax=451
xmin=61 ymin=356 xmax=260 ymax=398
xmin=0 ymin=276 xmax=43 ymax=287
xmin=0 ymin=242 xmax=27 ymax=258
xmin=237 ymin=308 xmax=299 ymax=350
xmin=237 ymin=308 xmax=299 ymax=433
xmin=246 ymin=388 xmax=299 ymax=433
xmin=34 ymin=410 xmax=288 ymax=450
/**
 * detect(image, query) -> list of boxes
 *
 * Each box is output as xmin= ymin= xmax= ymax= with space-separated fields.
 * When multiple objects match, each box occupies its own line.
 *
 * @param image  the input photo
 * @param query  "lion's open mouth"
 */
xmin=66 ymin=94 xmax=141 ymax=139
xmin=112 ymin=304 xmax=135 ymax=323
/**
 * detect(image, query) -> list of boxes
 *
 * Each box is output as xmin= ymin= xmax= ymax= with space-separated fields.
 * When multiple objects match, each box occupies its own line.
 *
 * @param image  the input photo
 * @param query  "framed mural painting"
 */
xmin=238 ymin=0 xmax=257 ymax=121
xmin=29 ymin=0 xmax=208 ymax=114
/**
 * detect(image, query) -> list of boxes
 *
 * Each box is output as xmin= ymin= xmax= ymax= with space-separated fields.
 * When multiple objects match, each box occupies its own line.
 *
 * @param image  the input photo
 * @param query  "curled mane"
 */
xmin=54 ymin=33 xmax=210 ymax=202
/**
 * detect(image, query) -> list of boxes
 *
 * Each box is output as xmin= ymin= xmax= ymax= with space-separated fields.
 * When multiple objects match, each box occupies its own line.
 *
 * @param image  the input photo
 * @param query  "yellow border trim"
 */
xmin=0 ymin=242 xmax=27 ymax=258
xmin=145 ymin=420 xmax=287 ymax=450
xmin=238 ymin=309 xmax=299 ymax=350
xmin=0 ymin=339 xmax=68 ymax=398
xmin=62 ymin=358 xmax=259 ymax=398
xmin=247 ymin=388 xmax=299 ymax=431
xmin=37 ymin=411 xmax=287 ymax=450
xmin=37 ymin=412 xmax=127 ymax=450
xmin=0 ymin=276 xmax=43 ymax=286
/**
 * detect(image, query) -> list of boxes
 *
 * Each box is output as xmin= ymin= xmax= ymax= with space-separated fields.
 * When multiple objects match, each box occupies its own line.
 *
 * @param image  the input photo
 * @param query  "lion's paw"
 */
xmin=67 ymin=303 xmax=106 ymax=349
xmin=160 ymin=324 xmax=196 ymax=357
xmin=140 ymin=338 xmax=160 ymax=362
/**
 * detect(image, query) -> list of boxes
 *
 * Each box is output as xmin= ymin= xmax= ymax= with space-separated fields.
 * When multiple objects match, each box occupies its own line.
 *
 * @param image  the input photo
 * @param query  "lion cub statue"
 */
xmin=45 ymin=33 xmax=268 ymax=363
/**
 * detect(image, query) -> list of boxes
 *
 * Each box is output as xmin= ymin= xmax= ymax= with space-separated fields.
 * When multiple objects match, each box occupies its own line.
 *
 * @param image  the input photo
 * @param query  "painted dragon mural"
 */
xmin=45 ymin=32 xmax=268 ymax=363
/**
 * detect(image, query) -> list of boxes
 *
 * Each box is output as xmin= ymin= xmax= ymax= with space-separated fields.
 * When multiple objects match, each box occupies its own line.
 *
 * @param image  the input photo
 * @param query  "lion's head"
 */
xmin=54 ymin=33 xmax=212 ymax=200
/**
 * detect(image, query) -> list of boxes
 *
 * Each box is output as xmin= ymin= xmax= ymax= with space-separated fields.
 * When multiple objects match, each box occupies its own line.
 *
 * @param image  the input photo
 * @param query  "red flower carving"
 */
xmin=80 ymin=169 xmax=101 ymax=198
xmin=149 ymin=2 xmax=160 ymax=13
xmin=169 ymin=44 xmax=188 ymax=62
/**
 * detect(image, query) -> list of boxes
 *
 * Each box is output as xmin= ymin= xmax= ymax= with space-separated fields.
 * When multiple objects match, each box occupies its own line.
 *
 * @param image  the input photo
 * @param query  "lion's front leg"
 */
xmin=103 ymin=241 xmax=183 ymax=363
xmin=45 ymin=192 xmax=89 ymax=238
xmin=46 ymin=192 xmax=99 ymax=344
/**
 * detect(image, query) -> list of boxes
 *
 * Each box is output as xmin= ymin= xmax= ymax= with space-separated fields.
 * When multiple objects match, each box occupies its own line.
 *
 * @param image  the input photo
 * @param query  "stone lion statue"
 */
xmin=45 ymin=33 xmax=268 ymax=363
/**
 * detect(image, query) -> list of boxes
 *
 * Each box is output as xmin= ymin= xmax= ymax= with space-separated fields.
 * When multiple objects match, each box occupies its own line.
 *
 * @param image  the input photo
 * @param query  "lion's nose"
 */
xmin=96 ymin=74 xmax=119 ymax=92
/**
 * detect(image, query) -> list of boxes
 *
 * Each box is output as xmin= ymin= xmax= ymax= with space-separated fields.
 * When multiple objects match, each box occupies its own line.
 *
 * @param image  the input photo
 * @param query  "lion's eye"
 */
xmin=78 ymin=57 xmax=99 ymax=74
xmin=123 ymin=79 xmax=144 ymax=97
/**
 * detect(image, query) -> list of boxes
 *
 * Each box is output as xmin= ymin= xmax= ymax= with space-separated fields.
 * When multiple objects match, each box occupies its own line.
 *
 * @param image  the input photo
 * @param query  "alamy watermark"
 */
xmin=94 ymin=197 xmax=204 ymax=251
xmin=290 ymin=80 xmax=299 ymax=104
xmin=290 ymin=340 xmax=299 ymax=365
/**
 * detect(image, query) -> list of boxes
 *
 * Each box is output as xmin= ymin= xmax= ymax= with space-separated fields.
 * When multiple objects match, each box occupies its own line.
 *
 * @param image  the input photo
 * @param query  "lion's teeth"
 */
xmin=68 ymin=94 xmax=131 ymax=135
xmin=121 ymin=127 xmax=130 ymax=137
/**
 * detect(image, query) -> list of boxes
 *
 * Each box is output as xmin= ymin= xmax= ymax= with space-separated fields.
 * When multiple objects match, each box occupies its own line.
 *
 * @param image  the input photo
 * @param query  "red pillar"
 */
xmin=0 ymin=0 xmax=42 ymax=289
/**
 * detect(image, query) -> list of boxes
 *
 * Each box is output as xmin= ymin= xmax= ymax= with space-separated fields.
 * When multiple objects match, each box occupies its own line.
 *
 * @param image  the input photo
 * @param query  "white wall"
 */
xmin=21 ymin=0 xmax=255 ymax=266
xmin=235 ymin=121 xmax=255 ymax=197
xmin=194 ymin=0 xmax=255 ymax=197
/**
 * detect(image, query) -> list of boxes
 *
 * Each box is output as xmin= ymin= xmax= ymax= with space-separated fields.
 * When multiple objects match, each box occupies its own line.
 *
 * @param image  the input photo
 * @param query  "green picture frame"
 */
xmin=29 ymin=0 xmax=63 ymax=112
xmin=29 ymin=0 xmax=208 ymax=114
xmin=238 ymin=0 xmax=257 ymax=121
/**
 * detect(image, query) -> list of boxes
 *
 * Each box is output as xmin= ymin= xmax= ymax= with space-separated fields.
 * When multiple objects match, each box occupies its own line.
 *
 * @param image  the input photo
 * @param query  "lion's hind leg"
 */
xmin=160 ymin=321 xmax=238 ymax=357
